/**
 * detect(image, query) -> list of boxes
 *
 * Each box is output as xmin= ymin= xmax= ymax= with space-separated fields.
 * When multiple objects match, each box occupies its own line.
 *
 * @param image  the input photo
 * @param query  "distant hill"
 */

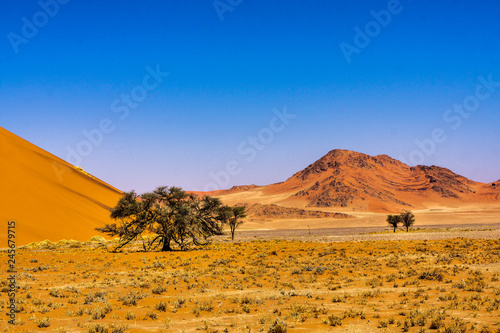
xmin=239 ymin=202 xmax=353 ymax=220
xmin=0 ymin=127 xmax=123 ymax=245
xmin=216 ymin=149 xmax=500 ymax=214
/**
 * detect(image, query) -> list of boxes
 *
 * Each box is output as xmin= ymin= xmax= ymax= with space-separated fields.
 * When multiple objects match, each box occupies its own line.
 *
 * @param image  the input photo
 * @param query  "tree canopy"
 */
xmin=386 ymin=214 xmax=401 ymax=233
xmin=218 ymin=205 xmax=247 ymax=240
xmin=386 ymin=210 xmax=415 ymax=232
xmin=400 ymin=210 xmax=415 ymax=232
xmin=96 ymin=186 xmax=244 ymax=251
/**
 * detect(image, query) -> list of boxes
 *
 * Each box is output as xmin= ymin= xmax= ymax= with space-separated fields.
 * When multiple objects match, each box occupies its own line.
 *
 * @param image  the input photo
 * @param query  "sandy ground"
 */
xmin=221 ymin=223 xmax=500 ymax=243
xmin=234 ymin=204 xmax=500 ymax=232
xmin=1 ymin=232 xmax=499 ymax=332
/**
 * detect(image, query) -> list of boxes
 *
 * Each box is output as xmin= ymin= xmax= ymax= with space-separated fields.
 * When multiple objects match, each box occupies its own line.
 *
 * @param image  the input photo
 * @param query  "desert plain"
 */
xmin=1 ymin=127 xmax=500 ymax=332
xmin=2 ymin=226 xmax=500 ymax=333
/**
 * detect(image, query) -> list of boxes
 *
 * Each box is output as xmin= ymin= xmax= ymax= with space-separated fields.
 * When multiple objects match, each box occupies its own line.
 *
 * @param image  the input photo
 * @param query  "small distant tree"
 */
xmin=400 ymin=210 xmax=415 ymax=232
xmin=219 ymin=206 xmax=247 ymax=240
xmin=96 ymin=186 xmax=226 ymax=252
xmin=387 ymin=214 xmax=401 ymax=233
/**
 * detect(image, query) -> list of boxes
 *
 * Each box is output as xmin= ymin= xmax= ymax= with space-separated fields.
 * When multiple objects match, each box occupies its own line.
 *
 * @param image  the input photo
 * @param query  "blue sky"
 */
xmin=1 ymin=0 xmax=499 ymax=193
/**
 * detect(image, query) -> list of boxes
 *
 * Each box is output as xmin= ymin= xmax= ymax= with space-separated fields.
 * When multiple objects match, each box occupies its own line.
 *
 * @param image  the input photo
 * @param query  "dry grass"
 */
xmin=1 ymin=231 xmax=500 ymax=332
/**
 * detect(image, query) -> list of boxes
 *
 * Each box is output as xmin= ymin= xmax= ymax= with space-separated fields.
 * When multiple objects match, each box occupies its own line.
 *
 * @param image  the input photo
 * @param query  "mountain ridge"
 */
xmin=216 ymin=149 xmax=499 ymax=213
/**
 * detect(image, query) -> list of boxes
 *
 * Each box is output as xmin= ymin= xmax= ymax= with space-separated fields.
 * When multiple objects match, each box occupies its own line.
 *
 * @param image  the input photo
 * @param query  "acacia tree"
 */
xmin=218 ymin=206 xmax=247 ymax=240
xmin=400 ymin=210 xmax=415 ymax=232
xmin=96 ymin=186 xmax=227 ymax=251
xmin=386 ymin=214 xmax=401 ymax=233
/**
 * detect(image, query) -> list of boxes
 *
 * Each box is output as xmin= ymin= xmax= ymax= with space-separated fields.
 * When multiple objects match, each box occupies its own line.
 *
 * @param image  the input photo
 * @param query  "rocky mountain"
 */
xmin=239 ymin=202 xmax=353 ymax=220
xmin=219 ymin=149 xmax=499 ymax=213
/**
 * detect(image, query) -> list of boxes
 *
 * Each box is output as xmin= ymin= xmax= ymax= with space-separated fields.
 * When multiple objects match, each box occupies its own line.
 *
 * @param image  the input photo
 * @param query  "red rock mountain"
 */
xmin=218 ymin=149 xmax=500 ymax=213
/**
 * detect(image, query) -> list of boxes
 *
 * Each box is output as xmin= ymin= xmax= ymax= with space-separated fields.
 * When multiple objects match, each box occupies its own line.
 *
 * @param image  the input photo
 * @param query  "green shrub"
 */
xmin=268 ymin=318 xmax=287 ymax=333
xmin=36 ymin=317 xmax=51 ymax=328
xmin=327 ymin=315 xmax=342 ymax=327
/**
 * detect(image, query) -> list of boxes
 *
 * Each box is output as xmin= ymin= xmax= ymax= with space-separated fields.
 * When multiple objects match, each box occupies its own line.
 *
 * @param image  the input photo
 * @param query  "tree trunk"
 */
xmin=231 ymin=228 xmax=235 ymax=241
xmin=393 ymin=227 xmax=396 ymax=233
xmin=161 ymin=237 xmax=172 ymax=251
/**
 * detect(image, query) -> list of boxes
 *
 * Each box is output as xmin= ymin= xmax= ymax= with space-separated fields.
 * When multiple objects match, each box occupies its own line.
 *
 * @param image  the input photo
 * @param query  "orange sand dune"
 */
xmin=0 ymin=127 xmax=123 ymax=245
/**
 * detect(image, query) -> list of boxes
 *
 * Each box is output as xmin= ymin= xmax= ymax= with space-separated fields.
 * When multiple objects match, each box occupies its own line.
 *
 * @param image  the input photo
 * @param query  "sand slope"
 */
xmin=0 ymin=127 xmax=123 ymax=245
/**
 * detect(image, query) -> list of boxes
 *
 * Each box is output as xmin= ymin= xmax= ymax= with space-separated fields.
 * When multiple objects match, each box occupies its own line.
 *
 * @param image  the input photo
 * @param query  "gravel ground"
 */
xmin=215 ymin=223 xmax=500 ymax=243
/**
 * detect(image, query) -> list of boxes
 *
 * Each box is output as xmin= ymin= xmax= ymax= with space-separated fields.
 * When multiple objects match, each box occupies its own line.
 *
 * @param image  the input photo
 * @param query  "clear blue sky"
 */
xmin=1 ymin=0 xmax=499 ymax=193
